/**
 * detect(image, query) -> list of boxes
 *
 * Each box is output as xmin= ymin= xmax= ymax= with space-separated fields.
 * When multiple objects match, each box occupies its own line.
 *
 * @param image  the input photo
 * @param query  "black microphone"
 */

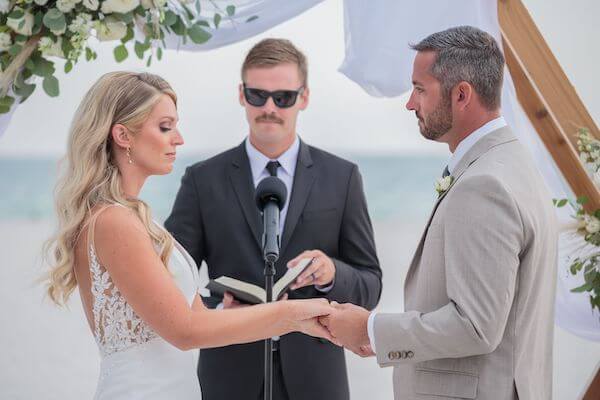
xmin=255 ymin=176 xmax=287 ymax=263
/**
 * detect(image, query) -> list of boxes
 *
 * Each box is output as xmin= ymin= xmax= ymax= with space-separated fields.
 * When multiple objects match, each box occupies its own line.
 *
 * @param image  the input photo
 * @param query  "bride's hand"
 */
xmin=286 ymin=299 xmax=337 ymax=342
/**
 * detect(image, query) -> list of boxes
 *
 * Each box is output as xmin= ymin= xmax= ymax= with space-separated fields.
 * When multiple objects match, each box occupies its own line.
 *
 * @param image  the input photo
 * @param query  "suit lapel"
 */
xmin=280 ymin=140 xmax=316 ymax=255
xmin=404 ymin=127 xmax=518 ymax=285
xmin=228 ymin=142 xmax=262 ymax=249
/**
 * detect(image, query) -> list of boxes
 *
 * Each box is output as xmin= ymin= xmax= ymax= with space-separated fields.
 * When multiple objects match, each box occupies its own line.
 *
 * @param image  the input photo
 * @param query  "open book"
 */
xmin=205 ymin=258 xmax=314 ymax=304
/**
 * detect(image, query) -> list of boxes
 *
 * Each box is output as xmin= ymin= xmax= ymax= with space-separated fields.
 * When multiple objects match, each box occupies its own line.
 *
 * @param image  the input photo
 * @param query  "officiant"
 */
xmin=165 ymin=38 xmax=382 ymax=400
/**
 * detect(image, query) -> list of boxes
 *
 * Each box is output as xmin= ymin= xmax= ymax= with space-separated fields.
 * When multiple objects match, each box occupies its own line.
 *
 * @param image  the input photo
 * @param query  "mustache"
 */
xmin=256 ymin=113 xmax=284 ymax=124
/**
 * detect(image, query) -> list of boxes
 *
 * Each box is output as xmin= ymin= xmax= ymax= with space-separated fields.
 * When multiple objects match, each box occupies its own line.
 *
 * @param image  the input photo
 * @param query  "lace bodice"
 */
xmin=89 ymin=245 xmax=159 ymax=357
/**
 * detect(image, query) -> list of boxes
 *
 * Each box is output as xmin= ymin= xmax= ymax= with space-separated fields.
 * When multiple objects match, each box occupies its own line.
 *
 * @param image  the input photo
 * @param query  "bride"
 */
xmin=44 ymin=71 xmax=334 ymax=399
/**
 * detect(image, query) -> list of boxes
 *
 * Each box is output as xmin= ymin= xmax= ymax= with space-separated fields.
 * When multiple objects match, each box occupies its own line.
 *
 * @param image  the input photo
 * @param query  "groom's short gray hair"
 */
xmin=411 ymin=26 xmax=504 ymax=110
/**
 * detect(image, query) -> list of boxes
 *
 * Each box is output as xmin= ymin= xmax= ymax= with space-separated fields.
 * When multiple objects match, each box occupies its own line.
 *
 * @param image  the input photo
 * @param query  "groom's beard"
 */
xmin=417 ymin=96 xmax=453 ymax=141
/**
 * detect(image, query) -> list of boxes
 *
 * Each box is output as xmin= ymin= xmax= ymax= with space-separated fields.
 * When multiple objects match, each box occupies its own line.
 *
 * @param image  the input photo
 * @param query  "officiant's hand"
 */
xmin=288 ymin=250 xmax=336 ymax=290
xmin=319 ymin=302 xmax=373 ymax=356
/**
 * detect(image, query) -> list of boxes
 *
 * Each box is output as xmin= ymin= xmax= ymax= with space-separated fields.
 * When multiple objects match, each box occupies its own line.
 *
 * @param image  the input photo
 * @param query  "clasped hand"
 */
xmin=319 ymin=302 xmax=375 ymax=358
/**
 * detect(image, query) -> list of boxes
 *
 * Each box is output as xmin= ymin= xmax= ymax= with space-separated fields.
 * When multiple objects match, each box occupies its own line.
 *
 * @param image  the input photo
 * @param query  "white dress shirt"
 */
xmin=245 ymin=135 xmax=299 ymax=235
xmin=366 ymin=116 xmax=507 ymax=352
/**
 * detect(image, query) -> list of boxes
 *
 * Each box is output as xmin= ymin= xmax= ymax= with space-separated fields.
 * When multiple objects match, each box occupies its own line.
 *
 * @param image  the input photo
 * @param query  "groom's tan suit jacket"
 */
xmin=373 ymin=127 xmax=558 ymax=399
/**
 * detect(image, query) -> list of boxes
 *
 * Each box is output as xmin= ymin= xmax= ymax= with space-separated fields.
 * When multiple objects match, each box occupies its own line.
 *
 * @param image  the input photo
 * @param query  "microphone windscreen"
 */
xmin=255 ymin=176 xmax=288 ymax=211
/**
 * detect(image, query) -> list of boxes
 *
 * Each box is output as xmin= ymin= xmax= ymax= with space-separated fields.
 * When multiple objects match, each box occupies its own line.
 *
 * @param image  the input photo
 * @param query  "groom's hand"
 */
xmin=319 ymin=302 xmax=372 ymax=355
xmin=288 ymin=250 xmax=336 ymax=290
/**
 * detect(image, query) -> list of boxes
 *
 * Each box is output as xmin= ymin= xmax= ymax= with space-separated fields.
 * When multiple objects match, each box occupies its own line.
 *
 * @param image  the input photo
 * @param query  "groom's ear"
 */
xmin=454 ymin=81 xmax=473 ymax=111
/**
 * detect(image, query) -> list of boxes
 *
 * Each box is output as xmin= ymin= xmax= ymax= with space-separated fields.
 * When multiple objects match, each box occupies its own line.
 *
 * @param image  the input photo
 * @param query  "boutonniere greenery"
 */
xmin=435 ymin=175 xmax=454 ymax=197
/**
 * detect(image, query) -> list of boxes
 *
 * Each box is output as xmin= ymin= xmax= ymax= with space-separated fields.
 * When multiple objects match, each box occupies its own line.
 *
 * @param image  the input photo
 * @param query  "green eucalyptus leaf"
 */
xmin=213 ymin=13 xmax=221 ymax=29
xmin=20 ymin=83 xmax=36 ymax=102
xmin=42 ymin=75 xmax=60 ymax=97
xmin=571 ymin=282 xmax=592 ymax=293
xmin=577 ymin=196 xmax=589 ymax=205
xmin=188 ymin=23 xmax=211 ymax=44
xmin=8 ymin=10 xmax=25 ymax=20
xmin=555 ymin=199 xmax=568 ymax=208
xmin=246 ymin=15 xmax=258 ymax=23
xmin=121 ymin=25 xmax=134 ymax=44
xmin=226 ymin=5 xmax=235 ymax=16
xmin=43 ymin=9 xmax=67 ymax=33
xmin=134 ymin=41 xmax=146 ymax=59
xmin=9 ymin=44 xmax=23 ymax=57
xmin=0 ymin=95 xmax=16 ymax=108
xmin=64 ymin=60 xmax=73 ymax=73
xmin=32 ymin=56 xmax=56 ymax=77
xmin=114 ymin=44 xmax=128 ymax=62
xmin=157 ymin=46 xmax=163 ymax=61
xmin=171 ymin=17 xmax=186 ymax=36
xmin=197 ymin=20 xmax=209 ymax=28
xmin=146 ymin=54 xmax=152 ymax=67
xmin=163 ymin=10 xmax=177 ymax=26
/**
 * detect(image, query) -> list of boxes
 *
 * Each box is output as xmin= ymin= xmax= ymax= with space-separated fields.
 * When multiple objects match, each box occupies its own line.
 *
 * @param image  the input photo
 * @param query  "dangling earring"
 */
xmin=126 ymin=147 xmax=133 ymax=164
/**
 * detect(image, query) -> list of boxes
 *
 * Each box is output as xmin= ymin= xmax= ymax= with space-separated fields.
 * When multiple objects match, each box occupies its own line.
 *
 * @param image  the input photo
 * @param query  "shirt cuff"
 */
xmin=315 ymin=279 xmax=334 ymax=293
xmin=367 ymin=311 xmax=377 ymax=353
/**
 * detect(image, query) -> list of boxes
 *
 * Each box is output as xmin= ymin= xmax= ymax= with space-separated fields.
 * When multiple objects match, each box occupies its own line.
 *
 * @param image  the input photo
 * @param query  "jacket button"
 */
xmin=388 ymin=351 xmax=396 ymax=360
xmin=407 ymin=351 xmax=414 ymax=358
xmin=400 ymin=351 xmax=408 ymax=359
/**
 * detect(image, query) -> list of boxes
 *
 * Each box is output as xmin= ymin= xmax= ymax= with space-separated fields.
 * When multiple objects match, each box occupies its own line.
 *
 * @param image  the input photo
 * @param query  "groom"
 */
xmin=321 ymin=26 xmax=558 ymax=400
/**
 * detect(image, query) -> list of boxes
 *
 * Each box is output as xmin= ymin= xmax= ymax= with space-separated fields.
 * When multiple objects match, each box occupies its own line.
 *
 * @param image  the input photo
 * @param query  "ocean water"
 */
xmin=0 ymin=153 xmax=447 ymax=223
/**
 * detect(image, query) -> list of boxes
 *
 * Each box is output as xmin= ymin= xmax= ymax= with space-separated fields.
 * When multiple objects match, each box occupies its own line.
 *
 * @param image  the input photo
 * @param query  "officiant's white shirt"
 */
xmin=367 ymin=116 xmax=507 ymax=351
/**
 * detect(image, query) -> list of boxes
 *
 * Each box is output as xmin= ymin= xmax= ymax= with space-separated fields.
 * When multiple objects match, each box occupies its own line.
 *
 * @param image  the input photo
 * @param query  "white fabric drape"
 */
xmin=164 ymin=0 xmax=324 ymax=51
xmin=340 ymin=0 xmax=599 ymax=341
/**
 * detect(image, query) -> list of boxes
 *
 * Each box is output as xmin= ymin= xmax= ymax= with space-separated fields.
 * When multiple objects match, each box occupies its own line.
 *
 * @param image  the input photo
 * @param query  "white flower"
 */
xmin=57 ymin=0 xmax=81 ymax=13
xmin=140 ymin=0 xmax=153 ymax=9
xmin=33 ymin=0 xmax=49 ymax=5
xmin=101 ymin=0 xmax=140 ymax=14
xmin=38 ymin=37 xmax=65 ymax=58
xmin=0 ymin=0 xmax=10 ymax=13
xmin=0 ymin=32 xmax=11 ymax=52
xmin=584 ymin=215 xmax=600 ymax=234
xmin=435 ymin=176 xmax=454 ymax=196
xmin=95 ymin=18 xmax=127 ymax=41
xmin=82 ymin=0 xmax=99 ymax=10
xmin=69 ymin=13 xmax=93 ymax=35
xmin=7 ymin=8 xmax=35 ymax=36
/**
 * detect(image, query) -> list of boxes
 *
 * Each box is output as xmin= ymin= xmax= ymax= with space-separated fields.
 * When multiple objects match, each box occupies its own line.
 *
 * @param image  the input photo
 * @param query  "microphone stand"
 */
xmin=262 ymin=200 xmax=281 ymax=400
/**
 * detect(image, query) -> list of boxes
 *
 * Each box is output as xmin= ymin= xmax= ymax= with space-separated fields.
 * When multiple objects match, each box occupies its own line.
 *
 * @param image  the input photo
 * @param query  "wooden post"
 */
xmin=498 ymin=0 xmax=600 ymax=396
xmin=498 ymin=0 xmax=600 ymax=212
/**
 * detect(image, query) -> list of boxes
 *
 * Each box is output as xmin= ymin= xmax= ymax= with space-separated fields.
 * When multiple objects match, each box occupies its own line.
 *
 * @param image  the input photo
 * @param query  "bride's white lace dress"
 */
xmin=89 ymin=226 xmax=202 ymax=399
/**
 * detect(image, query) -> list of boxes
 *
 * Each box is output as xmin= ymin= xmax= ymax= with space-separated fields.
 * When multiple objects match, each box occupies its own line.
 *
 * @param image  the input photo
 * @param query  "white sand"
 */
xmin=1 ymin=220 xmax=599 ymax=399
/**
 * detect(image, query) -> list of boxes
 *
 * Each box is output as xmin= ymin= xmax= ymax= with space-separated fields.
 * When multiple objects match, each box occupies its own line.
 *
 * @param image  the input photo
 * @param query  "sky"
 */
xmin=0 ymin=0 xmax=598 ymax=157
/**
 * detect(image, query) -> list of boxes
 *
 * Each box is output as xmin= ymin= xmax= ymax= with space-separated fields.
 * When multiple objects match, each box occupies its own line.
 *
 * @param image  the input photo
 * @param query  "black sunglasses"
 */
xmin=243 ymin=84 xmax=305 ymax=109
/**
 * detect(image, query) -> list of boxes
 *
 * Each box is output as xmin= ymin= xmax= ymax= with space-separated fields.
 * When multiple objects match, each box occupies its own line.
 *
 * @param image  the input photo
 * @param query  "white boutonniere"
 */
xmin=435 ymin=176 xmax=454 ymax=196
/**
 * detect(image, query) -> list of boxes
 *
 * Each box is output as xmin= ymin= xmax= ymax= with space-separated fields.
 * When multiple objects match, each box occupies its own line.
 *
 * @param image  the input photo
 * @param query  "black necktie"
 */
xmin=266 ymin=160 xmax=280 ymax=177
xmin=442 ymin=165 xmax=450 ymax=178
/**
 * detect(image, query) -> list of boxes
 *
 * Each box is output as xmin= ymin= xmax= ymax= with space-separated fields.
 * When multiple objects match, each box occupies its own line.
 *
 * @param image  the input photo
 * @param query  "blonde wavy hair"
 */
xmin=45 ymin=71 xmax=177 ymax=306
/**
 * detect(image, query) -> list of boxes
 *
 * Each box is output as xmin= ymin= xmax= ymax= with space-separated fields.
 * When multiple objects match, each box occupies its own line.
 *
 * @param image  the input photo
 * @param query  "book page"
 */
xmin=213 ymin=277 xmax=266 ymax=303
xmin=273 ymin=258 xmax=313 ymax=298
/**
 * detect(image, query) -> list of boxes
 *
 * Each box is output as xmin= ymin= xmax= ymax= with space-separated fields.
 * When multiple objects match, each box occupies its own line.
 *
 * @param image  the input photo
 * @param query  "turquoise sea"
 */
xmin=0 ymin=154 xmax=447 ymax=223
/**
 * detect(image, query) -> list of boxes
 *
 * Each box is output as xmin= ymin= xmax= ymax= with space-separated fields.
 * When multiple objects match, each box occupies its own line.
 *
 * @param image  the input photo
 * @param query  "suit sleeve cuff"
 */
xmin=315 ymin=279 xmax=335 ymax=293
xmin=368 ymin=311 xmax=377 ymax=353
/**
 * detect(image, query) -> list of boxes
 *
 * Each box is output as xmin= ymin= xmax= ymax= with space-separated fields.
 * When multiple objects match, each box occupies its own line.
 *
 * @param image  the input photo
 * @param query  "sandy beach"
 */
xmin=1 ymin=219 xmax=599 ymax=399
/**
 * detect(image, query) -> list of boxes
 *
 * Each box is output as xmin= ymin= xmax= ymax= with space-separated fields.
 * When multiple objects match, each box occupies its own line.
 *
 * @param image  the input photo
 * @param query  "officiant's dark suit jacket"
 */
xmin=165 ymin=139 xmax=382 ymax=400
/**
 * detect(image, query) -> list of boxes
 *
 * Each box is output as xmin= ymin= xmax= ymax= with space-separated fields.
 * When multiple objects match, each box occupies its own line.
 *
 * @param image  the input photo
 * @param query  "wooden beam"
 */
xmin=501 ymin=32 xmax=600 ymax=211
xmin=583 ymin=362 xmax=600 ymax=400
xmin=498 ymin=0 xmax=599 ymax=143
